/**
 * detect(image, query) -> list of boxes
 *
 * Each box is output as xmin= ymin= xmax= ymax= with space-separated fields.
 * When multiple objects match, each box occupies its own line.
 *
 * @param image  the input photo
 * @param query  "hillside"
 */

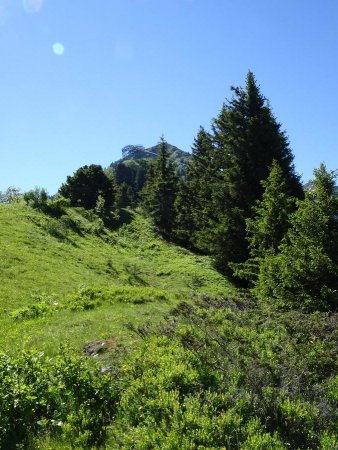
xmin=0 ymin=202 xmax=231 ymax=355
xmin=1 ymin=72 xmax=337 ymax=448
xmin=1 ymin=202 xmax=338 ymax=449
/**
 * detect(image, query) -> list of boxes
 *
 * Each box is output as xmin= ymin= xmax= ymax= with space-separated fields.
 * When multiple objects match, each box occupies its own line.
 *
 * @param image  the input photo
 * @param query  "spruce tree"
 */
xmin=255 ymin=164 xmax=338 ymax=310
xmin=212 ymin=72 xmax=302 ymax=210
xmin=232 ymin=161 xmax=295 ymax=283
xmin=142 ymin=137 xmax=178 ymax=233
xmin=185 ymin=72 xmax=302 ymax=273
xmin=185 ymin=127 xmax=217 ymax=251
xmin=173 ymin=179 xmax=195 ymax=245
xmin=246 ymin=160 xmax=294 ymax=258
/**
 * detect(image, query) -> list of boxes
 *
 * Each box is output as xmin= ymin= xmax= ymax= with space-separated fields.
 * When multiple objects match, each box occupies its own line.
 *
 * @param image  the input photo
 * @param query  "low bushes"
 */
xmin=5 ymin=293 xmax=338 ymax=448
xmin=0 ymin=346 xmax=117 ymax=449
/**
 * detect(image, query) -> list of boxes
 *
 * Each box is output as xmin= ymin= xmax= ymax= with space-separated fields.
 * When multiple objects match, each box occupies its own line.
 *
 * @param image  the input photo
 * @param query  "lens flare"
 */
xmin=52 ymin=42 xmax=64 ymax=56
xmin=23 ymin=0 xmax=43 ymax=13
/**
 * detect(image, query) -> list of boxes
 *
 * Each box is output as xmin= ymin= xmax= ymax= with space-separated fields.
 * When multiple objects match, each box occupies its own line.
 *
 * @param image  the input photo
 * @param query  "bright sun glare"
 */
xmin=52 ymin=42 xmax=65 ymax=56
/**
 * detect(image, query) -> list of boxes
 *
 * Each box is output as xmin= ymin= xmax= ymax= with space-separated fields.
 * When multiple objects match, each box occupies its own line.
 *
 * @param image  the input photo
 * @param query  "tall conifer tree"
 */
xmin=232 ymin=161 xmax=295 ymax=283
xmin=184 ymin=72 xmax=302 ymax=273
xmin=142 ymin=137 xmax=178 ymax=233
xmin=246 ymin=160 xmax=295 ymax=258
xmin=255 ymin=164 xmax=338 ymax=310
xmin=174 ymin=128 xmax=217 ymax=247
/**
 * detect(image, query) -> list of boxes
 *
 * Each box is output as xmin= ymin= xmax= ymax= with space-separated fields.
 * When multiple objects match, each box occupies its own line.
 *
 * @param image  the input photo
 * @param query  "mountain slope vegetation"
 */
xmin=0 ymin=202 xmax=230 ymax=356
xmin=1 ymin=199 xmax=338 ymax=449
xmin=1 ymin=72 xmax=337 ymax=449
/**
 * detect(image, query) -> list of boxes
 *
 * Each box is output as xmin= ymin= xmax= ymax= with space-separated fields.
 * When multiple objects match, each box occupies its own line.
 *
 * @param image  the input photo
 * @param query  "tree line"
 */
xmin=140 ymin=72 xmax=338 ymax=311
xmin=7 ymin=71 xmax=337 ymax=311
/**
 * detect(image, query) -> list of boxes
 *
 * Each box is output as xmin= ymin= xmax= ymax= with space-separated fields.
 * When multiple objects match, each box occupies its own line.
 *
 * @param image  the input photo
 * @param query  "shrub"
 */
xmin=23 ymin=187 xmax=48 ymax=210
xmin=64 ymin=286 xmax=170 ymax=311
xmin=10 ymin=294 xmax=61 ymax=320
xmin=0 ymin=346 xmax=117 ymax=449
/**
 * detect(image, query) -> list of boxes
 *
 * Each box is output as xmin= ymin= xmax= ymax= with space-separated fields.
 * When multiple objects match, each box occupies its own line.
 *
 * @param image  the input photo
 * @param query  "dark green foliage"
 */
xmin=213 ymin=72 xmax=302 ymax=207
xmin=115 ymin=182 xmax=135 ymax=208
xmin=142 ymin=137 xmax=179 ymax=233
xmin=182 ymin=72 xmax=302 ymax=273
xmin=0 ymin=346 xmax=117 ymax=449
xmin=173 ymin=131 xmax=213 ymax=245
xmin=113 ymin=159 xmax=154 ymax=207
xmin=115 ymin=161 xmax=136 ymax=187
xmin=23 ymin=187 xmax=48 ymax=209
xmin=255 ymin=164 xmax=338 ymax=310
xmin=181 ymin=127 xmax=217 ymax=251
xmin=59 ymin=164 xmax=115 ymax=211
xmin=245 ymin=161 xmax=295 ymax=257
xmin=211 ymin=72 xmax=302 ymax=268
xmin=110 ymin=142 xmax=190 ymax=209
xmin=172 ymin=179 xmax=196 ymax=246
xmin=110 ymin=294 xmax=338 ymax=448
xmin=232 ymin=161 xmax=295 ymax=283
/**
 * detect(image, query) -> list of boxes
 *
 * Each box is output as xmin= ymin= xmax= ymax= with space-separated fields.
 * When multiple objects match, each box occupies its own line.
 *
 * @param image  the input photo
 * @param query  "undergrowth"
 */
xmin=10 ymin=286 xmax=172 ymax=319
xmin=3 ymin=203 xmax=337 ymax=448
xmin=109 ymin=294 xmax=338 ymax=449
xmin=4 ymin=293 xmax=338 ymax=449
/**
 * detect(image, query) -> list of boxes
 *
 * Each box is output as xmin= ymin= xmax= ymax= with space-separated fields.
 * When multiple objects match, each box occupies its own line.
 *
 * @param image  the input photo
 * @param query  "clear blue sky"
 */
xmin=0 ymin=0 xmax=337 ymax=194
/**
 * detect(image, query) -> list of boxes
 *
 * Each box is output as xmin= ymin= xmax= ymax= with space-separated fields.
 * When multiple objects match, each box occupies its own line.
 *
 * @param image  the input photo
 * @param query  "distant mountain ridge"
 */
xmin=304 ymin=180 xmax=338 ymax=196
xmin=110 ymin=143 xmax=191 ymax=176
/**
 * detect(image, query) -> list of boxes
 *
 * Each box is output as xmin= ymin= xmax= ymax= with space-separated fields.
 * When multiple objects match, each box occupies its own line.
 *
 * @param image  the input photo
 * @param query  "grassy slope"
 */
xmin=0 ymin=203 xmax=231 ymax=355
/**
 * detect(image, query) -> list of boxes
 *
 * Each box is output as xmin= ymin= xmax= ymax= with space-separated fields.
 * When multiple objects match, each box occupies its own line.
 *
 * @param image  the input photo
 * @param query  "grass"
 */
xmin=0 ymin=203 xmax=232 ymax=356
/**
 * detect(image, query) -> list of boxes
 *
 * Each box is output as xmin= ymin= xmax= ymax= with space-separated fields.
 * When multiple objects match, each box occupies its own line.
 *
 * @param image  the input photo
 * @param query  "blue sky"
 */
xmin=0 ymin=0 xmax=337 ymax=194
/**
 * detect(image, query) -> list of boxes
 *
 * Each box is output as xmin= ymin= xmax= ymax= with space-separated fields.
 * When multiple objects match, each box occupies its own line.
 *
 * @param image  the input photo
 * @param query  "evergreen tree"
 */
xmin=113 ymin=160 xmax=153 ymax=206
xmin=232 ymin=161 xmax=295 ymax=283
xmin=246 ymin=160 xmax=294 ymax=258
xmin=114 ymin=162 xmax=135 ymax=188
xmin=255 ymin=164 xmax=338 ymax=310
xmin=175 ymin=127 xmax=214 ymax=252
xmin=212 ymin=72 xmax=302 ymax=210
xmin=115 ymin=182 xmax=135 ymax=208
xmin=184 ymin=72 xmax=302 ymax=273
xmin=172 ymin=179 xmax=195 ymax=245
xmin=142 ymin=137 xmax=178 ymax=233
xmin=59 ymin=164 xmax=115 ymax=211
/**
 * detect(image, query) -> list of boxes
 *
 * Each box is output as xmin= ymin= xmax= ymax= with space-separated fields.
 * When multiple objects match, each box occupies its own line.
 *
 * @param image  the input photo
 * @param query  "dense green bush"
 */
xmin=10 ymin=293 xmax=60 ymax=320
xmin=3 ymin=293 xmax=338 ymax=448
xmin=0 ymin=346 xmax=117 ymax=449
xmin=58 ymin=164 xmax=115 ymax=211
xmin=254 ymin=164 xmax=338 ymax=311
xmin=23 ymin=187 xmax=48 ymax=209
xmin=109 ymin=294 xmax=338 ymax=448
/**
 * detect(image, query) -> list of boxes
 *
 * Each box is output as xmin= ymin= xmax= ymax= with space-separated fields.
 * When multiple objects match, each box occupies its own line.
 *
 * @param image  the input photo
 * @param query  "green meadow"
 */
xmin=1 ymin=202 xmax=338 ymax=449
xmin=0 ymin=202 xmax=231 ymax=356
